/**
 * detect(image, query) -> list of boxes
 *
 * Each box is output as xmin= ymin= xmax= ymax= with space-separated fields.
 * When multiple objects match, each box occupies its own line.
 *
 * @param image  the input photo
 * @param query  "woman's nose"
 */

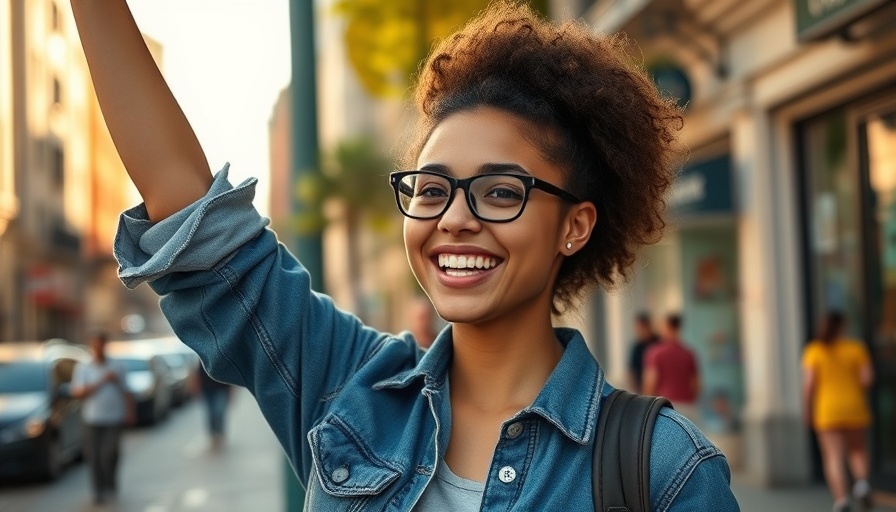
xmin=437 ymin=189 xmax=481 ymax=234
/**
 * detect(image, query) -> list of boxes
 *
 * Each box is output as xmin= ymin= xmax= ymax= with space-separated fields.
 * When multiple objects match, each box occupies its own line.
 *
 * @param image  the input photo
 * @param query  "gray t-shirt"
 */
xmin=414 ymin=460 xmax=484 ymax=512
xmin=72 ymin=360 xmax=128 ymax=426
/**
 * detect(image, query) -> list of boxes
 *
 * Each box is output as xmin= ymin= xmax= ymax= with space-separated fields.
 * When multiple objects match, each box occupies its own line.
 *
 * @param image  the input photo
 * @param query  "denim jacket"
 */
xmin=114 ymin=167 xmax=739 ymax=511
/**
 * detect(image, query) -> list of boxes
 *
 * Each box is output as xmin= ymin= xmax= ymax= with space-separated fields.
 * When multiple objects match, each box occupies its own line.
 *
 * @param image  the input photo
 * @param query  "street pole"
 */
xmin=285 ymin=1 xmax=321 ymax=510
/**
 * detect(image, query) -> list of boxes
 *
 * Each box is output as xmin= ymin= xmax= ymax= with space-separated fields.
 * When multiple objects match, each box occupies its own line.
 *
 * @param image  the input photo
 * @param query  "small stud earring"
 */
xmin=566 ymin=242 xmax=573 ymax=250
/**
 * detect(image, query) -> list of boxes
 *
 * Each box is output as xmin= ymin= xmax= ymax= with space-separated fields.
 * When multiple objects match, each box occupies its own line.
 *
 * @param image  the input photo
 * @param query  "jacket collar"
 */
xmin=373 ymin=326 xmax=604 ymax=445
xmin=518 ymin=328 xmax=604 ymax=444
xmin=371 ymin=326 xmax=455 ymax=391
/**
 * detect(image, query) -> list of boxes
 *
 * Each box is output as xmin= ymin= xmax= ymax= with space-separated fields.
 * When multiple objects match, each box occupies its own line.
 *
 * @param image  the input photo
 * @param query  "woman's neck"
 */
xmin=449 ymin=315 xmax=564 ymax=415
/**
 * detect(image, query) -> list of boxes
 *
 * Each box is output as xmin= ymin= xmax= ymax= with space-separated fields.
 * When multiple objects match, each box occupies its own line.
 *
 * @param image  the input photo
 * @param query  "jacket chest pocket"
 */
xmin=307 ymin=414 xmax=403 ymax=509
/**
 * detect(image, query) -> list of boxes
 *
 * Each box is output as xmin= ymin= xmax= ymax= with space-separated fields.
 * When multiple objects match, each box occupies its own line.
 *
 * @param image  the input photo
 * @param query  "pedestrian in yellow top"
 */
xmin=802 ymin=311 xmax=874 ymax=512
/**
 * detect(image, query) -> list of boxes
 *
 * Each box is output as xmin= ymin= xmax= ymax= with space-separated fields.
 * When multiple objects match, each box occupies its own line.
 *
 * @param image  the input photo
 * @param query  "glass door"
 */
xmin=861 ymin=104 xmax=896 ymax=488
xmin=801 ymin=108 xmax=865 ymax=337
xmin=799 ymin=105 xmax=864 ymax=483
xmin=799 ymin=92 xmax=896 ymax=490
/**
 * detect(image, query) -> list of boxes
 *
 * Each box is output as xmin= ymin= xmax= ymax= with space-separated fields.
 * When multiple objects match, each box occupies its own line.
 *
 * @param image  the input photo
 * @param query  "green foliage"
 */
xmin=332 ymin=0 xmax=550 ymax=98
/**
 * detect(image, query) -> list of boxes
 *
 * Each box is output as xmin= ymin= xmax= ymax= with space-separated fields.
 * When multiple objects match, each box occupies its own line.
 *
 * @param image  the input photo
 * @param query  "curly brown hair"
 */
xmin=404 ymin=1 xmax=683 ymax=312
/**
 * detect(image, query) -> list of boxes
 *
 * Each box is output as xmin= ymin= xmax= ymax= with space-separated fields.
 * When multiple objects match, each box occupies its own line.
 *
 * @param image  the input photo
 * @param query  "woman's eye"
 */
xmin=485 ymin=187 xmax=524 ymax=200
xmin=417 ymin=185 xmax=449 ymax=198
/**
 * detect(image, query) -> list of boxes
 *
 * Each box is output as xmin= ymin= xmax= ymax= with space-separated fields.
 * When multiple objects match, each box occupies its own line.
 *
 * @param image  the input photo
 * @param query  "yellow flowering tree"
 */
xmin=333 ymin=0 xmax=549 ymax=97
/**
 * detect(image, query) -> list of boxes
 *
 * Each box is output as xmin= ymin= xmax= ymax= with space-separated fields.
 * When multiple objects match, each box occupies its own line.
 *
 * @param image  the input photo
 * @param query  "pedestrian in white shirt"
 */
xmin=71 ymin=331 xmax=134 ymax=505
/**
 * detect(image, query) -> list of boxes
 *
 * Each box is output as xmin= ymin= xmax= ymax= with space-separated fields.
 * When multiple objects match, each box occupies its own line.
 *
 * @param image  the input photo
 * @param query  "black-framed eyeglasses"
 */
xmin=389 ymin=170 xmax=581 ymax=223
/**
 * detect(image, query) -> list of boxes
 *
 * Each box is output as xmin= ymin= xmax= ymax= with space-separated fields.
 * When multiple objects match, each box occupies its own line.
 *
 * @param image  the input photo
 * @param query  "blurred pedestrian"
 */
xmin=642 ymin=314 xmax=700 ymax=421
xmin=409 ymin=296 xmax=439 ymax=349
xmin=73 ymin=1 xmax=738 ymax=509
xmin=802 ymin=311 xmax=874 ymax=512
xmin=196 ymin=364 xmax=233 ymax=450
xmin=71 ymin=331 xmax=134 ymax=505
xmin=627 ymin=312 xmax=659 ymax=392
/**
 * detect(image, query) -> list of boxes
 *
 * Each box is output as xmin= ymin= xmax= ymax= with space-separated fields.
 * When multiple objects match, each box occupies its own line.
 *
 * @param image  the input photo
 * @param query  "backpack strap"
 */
xmin=592 ymin=389 xmax=672 ymax=512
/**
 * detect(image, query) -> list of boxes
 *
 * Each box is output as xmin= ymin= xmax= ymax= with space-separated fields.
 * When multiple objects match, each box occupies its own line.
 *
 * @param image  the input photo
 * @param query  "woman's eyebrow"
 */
xmin=478 ymin=163 xmax=531 ymax=175
xmin=419 ymin=163 xmax=450 ymax=175
xmin=417 ymin=162 xmax=531 ymax=176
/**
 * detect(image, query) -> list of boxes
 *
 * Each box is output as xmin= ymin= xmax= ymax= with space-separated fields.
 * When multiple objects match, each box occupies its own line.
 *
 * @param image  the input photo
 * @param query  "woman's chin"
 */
xmin=430 ymin=302 xmax=488 ymax=325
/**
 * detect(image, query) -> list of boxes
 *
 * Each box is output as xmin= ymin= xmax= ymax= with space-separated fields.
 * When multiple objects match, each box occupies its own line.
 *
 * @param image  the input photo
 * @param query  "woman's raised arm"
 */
xmin=71 ymin=0 xmax=212 ymax=222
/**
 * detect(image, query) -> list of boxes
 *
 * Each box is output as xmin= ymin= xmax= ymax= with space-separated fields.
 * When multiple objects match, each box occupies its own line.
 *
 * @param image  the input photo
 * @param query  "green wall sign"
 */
xmin=795 ymin=0 xmax=891 ymax=41
xmin=669 ymin=155 xmax=734 ymax=218
xmin=648 ymin=63 xmax=692 ymax=110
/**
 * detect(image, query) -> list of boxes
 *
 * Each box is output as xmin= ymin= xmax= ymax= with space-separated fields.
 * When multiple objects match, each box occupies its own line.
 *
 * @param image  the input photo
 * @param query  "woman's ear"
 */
xmin=561 ymin=202 xmax=597 ymax=255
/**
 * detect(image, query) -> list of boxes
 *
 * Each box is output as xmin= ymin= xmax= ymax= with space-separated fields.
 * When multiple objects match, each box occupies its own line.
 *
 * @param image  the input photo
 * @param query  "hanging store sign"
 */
xmin=669 ymin=154 xmax=733 ymax=218
xmin=795 ymin=0 xmax=891 ymax=41
xmin=25 ymin=264 xmax=78 ymax=307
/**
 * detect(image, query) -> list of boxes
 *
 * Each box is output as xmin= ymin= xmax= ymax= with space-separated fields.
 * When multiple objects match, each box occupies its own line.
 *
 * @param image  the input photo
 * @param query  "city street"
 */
xmin=1 ymin=386 xmax=893 ymax=512
xmin=0 ymin=389 xmax=283 ymax=512
xmin=3 ymin=0 xmax=896 ymax=508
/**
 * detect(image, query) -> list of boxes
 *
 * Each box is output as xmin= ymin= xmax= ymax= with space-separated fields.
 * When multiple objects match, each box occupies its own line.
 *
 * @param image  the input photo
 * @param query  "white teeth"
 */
xmin=437 ymin=253 xmax=498 ymax=270
xmin=445 ymin=269 xmax=477 ymax=277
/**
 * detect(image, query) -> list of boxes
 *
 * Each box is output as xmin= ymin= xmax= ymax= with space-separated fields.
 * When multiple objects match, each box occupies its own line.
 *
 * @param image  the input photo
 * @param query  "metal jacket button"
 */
xmin=506 ymin=422 xmax=523 ymax=438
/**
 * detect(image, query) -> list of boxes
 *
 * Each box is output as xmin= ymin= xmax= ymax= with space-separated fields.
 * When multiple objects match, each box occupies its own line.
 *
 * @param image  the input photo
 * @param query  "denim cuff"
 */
xmin=114 ymin=164 xmax=270 ymax=289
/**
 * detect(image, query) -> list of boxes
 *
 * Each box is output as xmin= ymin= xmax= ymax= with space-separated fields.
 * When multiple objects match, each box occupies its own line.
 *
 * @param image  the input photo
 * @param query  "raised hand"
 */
xmin=71 ymin=0 xmax=213 ymax=221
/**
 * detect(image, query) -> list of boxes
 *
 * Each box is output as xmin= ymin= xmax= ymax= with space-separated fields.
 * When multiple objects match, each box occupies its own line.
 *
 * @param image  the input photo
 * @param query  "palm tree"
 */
xmin=295 ymin=138 xmax=398 ymax=321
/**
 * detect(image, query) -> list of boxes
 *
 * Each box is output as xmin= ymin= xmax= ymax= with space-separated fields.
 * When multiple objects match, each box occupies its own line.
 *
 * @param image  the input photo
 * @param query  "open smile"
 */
xmin=432 ymin=253 xmax=504 ymax=282
xmin=438 ymin=253 xmax=498 ymax=272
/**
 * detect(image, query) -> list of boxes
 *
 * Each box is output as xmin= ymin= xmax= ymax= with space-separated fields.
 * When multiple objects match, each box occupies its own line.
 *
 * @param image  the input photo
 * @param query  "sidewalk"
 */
xmin=732 ymin=474 xmax=830 ymax=512
xmin=732 ymin=473 xmax=896 ymax=512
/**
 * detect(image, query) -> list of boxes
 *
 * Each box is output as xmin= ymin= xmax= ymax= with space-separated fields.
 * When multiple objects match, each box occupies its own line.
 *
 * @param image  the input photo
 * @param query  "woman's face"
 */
xmin=404 ymin=107 xmax=574 ymax=325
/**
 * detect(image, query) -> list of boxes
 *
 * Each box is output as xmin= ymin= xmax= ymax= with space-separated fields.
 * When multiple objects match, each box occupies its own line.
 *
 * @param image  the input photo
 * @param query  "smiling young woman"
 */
xmin=72 ymin=0 xmax=739 ymax=510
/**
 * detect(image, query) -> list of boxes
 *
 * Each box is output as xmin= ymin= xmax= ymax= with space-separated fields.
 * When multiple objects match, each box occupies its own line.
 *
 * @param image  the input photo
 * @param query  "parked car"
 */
xmin=0 ymin=339 xmax=91 ymax=480
xmin=143 ymin=336 xmax=200 ymax=407
xmin=105 ymin=341 xmax=173 ymax=426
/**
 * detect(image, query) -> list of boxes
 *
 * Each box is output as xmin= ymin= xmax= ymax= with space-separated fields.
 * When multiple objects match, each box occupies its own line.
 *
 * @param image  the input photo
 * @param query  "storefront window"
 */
xmin=679 ymin=227 xmax=742 ymax=434
xmin=632 ymin=152 xmax=743 ymax=436
xmin=865 ymin=107 xmax=896 ymax=476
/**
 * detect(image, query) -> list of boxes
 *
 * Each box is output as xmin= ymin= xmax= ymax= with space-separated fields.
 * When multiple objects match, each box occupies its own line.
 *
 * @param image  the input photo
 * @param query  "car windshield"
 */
xmin=0 ymin=362 xmax=46 ymax=393
xmin=109 ymin=358 xmax=149 ymax=372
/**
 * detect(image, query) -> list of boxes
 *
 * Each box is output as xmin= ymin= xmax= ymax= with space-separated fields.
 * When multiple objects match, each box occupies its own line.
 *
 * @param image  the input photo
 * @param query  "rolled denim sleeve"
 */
xmin=112 ymin=164 xmax=389 ymax=487
xmin=114 ymin=164 xmax=268 ymax=288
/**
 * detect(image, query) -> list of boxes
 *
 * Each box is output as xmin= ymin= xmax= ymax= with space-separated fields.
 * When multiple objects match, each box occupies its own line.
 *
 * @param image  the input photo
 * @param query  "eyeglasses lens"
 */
xmin=397 ymin=173 xmax=527 ymax=221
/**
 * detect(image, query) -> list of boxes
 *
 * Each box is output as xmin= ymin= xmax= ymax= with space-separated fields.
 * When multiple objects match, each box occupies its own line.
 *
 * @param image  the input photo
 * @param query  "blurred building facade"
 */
xmin=581 ymin=0 xmax=896 ymax=490
xmin=1 ymin=0 xmax=19 ymax=341
xmin=0 ymin=0 xmax=167 ymax=344
xmin=5 ymin=0 xmax=87 ymax=341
